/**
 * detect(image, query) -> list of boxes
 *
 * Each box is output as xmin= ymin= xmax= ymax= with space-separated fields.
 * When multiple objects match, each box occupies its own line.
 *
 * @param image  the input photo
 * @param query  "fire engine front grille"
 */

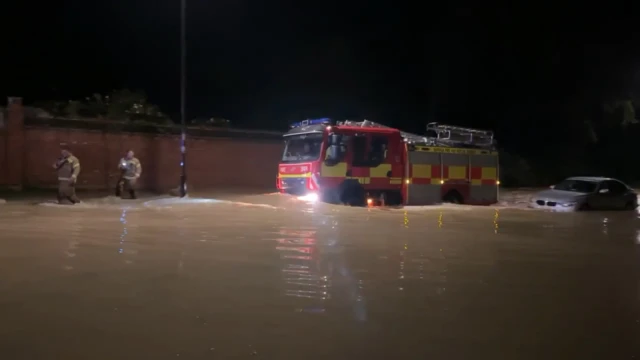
xmin=281 ymin=177 xmax=308 ymax=196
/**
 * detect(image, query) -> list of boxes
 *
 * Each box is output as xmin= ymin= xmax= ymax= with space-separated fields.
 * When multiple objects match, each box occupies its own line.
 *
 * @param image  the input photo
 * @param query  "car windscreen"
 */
xmin=554 ymin=179 xmax=598 ymax=193
xmin=281 ymin=134 xmax=323 ymax=163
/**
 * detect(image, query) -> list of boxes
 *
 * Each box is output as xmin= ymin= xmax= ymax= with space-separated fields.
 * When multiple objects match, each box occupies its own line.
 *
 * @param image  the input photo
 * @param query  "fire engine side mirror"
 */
xmin=325 ymin=133 xmax=344 ymax=165
xmin=328 ymin=133 xmax=341 ymax=145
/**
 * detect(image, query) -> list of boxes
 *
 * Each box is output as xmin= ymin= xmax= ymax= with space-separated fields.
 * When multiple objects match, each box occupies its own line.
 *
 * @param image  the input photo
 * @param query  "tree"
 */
xmin=190 ymin=117 xmax=231 ymax=128
xmin=603 ymin=98 xmax=637 ymax=127
xmin=33 ymin=89 xmax=173 ymax=125
xmin=64 ymin=100 xmax=83 ymax=118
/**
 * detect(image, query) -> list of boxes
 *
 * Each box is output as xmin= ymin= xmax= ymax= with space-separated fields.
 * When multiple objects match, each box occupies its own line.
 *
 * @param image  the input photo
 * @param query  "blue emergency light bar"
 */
xmin=290 ymin=118 xmax=331 ymax=128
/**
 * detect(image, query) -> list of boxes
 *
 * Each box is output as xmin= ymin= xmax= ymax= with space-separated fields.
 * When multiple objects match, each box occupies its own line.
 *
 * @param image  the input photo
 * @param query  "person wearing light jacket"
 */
xmin=116 ymin=150 xmax=142 ymax=199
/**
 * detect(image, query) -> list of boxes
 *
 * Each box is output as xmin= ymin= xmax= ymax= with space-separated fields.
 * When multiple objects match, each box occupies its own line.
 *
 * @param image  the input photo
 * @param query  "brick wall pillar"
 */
xmin=6 ymin=97 xmax=25 ymax=189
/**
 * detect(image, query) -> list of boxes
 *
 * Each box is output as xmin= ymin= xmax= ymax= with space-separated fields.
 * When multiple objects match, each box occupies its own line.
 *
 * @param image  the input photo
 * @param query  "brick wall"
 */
xmin=0 ymin=130 xmax=6 ymax=185
xmin=0 ymin=98 xmax=284 ymax=192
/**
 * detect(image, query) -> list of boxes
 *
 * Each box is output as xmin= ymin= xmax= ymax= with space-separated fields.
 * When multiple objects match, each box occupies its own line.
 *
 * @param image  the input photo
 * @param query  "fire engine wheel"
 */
xmin=442 ymin=190 xmax=464 ymax=204
xmin=383 ymin=191 xmax=403 ymax=206
xmin=339 ymin=181 xmax=366 ymax=206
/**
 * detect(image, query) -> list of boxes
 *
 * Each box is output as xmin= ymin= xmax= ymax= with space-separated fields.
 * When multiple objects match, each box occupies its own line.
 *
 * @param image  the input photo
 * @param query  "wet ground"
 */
xmin=0 ymin=190 xmax=639 ymax=359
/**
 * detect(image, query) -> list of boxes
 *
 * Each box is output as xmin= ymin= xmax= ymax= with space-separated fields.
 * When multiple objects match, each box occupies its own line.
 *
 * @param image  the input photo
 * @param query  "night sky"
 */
xmin=3 ymin=2 xmax=639 ymax=155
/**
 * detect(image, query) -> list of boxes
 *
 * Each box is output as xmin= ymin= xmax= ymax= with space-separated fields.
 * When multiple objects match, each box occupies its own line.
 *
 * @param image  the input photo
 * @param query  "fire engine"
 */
xmin=276 ymin=118 xmax=499 ymax=206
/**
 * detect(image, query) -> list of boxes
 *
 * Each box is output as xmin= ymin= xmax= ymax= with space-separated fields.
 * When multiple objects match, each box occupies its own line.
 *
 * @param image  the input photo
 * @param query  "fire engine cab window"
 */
xmin=370 ymin=136 xmax=388 ymax=163
xmin=351 ymin=136 xmax=368 ymax=167
xmin=282 ymin=134 xmax=322 ymax=163
xmin=352 ymin=135 xmax=388 ymax=167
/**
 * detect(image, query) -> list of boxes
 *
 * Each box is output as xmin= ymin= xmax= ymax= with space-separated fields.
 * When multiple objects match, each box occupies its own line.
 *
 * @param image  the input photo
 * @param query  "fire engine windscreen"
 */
xmin=282 ymin=134 xmax=323 ymax=163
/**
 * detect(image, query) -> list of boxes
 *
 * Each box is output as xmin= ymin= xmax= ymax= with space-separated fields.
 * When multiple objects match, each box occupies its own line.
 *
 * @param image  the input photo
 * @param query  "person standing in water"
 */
xmin=53 ymin=148 xmax=81 ymax=204
xmin=116 ymin=150 xmax=142 ymax=199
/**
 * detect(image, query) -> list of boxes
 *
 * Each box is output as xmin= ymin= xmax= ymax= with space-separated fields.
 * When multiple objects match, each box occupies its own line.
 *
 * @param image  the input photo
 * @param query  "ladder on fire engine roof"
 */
xmin=426 ymin=122 xmax=495 ymax=148
xmin=337 ymin=119 xmax=495 ymax=149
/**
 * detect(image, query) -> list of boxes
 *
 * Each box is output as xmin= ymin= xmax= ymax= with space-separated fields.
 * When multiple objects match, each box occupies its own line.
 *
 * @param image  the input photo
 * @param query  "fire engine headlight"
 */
xmin=298 ymin=193 xmax=319 ymax=203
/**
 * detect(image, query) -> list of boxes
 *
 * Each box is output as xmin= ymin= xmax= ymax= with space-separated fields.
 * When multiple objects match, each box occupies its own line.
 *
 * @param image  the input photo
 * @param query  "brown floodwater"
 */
xmin=0 ymin=193 xmax=638 ymax=359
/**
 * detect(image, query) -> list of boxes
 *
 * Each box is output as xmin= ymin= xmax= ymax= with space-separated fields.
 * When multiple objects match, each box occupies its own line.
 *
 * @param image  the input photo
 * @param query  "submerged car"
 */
xmin=530 ymin=176 xmax=638 ymax=211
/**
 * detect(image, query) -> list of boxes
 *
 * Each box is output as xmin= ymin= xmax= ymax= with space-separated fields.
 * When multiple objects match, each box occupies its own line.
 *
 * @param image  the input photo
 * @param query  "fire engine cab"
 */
xmin=277 ymin=118 xmax=499 ymax=206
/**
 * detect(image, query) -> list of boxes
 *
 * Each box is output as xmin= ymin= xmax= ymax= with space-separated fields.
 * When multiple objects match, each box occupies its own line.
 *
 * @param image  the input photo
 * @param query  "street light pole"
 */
xmin=179 ymin=0 xmax=187 ymax=197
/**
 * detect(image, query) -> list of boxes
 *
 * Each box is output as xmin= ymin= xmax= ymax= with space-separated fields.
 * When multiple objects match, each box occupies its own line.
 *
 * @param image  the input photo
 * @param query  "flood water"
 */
xmin=0 ymin=193 xmax=638 ymax=359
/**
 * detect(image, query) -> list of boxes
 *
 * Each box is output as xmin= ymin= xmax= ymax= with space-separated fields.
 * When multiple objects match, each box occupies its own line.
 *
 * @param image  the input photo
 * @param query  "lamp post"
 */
xmin=179 ymin=0 xmax=187 ymax=197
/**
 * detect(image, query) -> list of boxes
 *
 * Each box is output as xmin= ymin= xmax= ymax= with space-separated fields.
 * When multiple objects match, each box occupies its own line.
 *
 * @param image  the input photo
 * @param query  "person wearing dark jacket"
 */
xmin=53 ymin=149 xmax=81 ymax=204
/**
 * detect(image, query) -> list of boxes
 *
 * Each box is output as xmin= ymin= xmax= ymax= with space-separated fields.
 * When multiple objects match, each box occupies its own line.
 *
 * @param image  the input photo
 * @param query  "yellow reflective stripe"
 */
xmin=346 ymin=177 xmax=370 ymax=184
xmin=369 ymin=164 xmax=391 ymax=177
xmin=481 ymin=167 xmax=497 ymax=179
xmin=448 ymin=166 xmax=466 ymax=179
xmin=412 ymin=164 xmax=431 ymax=177
xmin=279 ymin=173 xmax=311 ymax=178
xmin=320 ymin=162 xmax=347 ymax=177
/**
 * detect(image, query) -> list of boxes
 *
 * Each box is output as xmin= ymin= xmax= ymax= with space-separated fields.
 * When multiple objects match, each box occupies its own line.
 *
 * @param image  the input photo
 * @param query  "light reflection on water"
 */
xmin=118 ymin=207 xmax=129 ymax=254
xmin=275 ymin=208 xmax=368 ymax=321
xmin=0 ymin=200 xmax=638 ymax=358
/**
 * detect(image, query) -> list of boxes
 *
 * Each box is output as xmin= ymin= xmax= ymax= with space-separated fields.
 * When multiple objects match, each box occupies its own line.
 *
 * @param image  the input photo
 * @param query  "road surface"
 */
xmin=0 ymin=192 xmax=638 ymax=359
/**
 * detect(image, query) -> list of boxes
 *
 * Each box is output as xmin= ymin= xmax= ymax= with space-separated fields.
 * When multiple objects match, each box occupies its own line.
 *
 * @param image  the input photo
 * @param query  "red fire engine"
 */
xmin=276 ymin=119 xmax=499 ymax=206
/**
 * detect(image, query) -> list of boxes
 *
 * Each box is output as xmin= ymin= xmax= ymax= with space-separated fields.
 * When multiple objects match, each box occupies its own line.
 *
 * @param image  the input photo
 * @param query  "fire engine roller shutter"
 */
xmin=406 ymin=147 xmax=499 ymax=205
xmin=441 ymin=153 xmax=468 ymax=181
xmin=469 ymin=154 xmax=498 ymax=204
xmin=440 ymin=153 xmax=472 ymax=202
xmin=406 ymin=151 xmax=441 ymax=205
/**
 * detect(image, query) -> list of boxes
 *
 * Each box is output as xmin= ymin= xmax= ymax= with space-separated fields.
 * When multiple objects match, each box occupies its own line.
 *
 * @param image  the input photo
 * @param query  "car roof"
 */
xmin=566 ymin=176 xmax=617 ymax=182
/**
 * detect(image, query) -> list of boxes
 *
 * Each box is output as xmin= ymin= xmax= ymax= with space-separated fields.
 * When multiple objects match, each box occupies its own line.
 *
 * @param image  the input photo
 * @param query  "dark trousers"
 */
xmin=57 ymin=180 xmax=80 ymax=204
xmin=115 ymin=178 xmax=137 ymax=199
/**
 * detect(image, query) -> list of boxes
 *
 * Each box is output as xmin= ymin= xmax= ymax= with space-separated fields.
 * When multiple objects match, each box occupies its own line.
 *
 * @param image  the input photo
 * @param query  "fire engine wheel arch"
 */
xmin=442 ymin=189 xmax=464 ymax=204
xmin=337 ymin=180 xmax=366 ymax=206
